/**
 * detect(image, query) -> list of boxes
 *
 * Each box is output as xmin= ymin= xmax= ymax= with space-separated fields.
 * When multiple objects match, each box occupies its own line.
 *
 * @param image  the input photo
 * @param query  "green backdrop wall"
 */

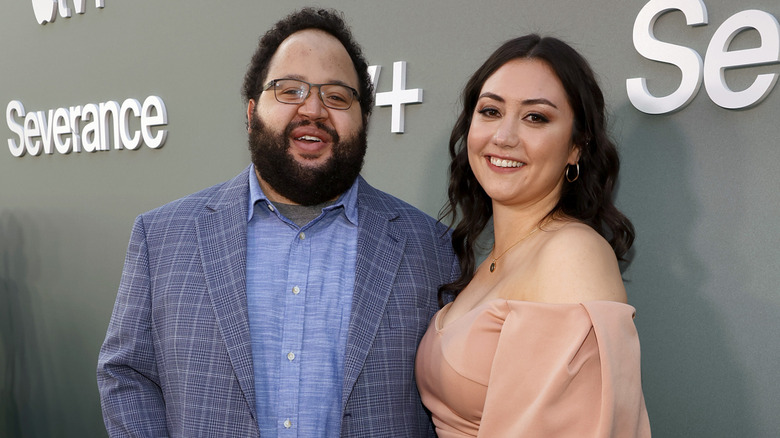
xmin=2 ymin=1 xmax=778 ymax=436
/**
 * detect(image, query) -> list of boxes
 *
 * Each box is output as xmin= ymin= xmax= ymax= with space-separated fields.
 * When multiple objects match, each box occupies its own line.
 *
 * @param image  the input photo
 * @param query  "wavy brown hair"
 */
xmin=440 ymin=34 xmax=635 ymax=302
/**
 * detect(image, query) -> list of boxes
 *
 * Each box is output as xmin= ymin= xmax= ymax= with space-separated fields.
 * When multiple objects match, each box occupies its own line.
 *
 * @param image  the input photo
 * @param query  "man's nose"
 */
xmin=297 ymin=88 xmax=328 ymax=120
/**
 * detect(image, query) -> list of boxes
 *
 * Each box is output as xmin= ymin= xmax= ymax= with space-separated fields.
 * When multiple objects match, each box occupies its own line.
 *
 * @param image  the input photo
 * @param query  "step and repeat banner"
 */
xmin=2 ymin=1 xmax=779 ymax=436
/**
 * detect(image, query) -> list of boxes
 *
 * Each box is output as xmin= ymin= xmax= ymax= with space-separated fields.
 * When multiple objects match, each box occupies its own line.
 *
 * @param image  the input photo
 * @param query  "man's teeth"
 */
xmin=297 ymin=135 xmax=322 ymax=142
xmin=490 ymin=157 xmax=525 ymax=168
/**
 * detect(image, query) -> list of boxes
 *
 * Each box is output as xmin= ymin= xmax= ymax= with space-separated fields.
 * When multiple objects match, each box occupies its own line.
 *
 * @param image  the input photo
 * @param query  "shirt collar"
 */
xmin=247 ymin=164 xmax=359 ymax=226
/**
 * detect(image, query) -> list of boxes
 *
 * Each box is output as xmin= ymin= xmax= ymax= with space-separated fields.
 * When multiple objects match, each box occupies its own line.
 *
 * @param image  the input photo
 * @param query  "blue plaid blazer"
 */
xmin=97 ymin=166 xmax=459 ymax=437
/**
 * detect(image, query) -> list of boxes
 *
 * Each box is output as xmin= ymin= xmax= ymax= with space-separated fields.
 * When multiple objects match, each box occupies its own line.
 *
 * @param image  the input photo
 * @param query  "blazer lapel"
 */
xmin=195 ymin=169 xmax=256 ymax=417
xmin=342 ymin=181 xmax=405 ymax=410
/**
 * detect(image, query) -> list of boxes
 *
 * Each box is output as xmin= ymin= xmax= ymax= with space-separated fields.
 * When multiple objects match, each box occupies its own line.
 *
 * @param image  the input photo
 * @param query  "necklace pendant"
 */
xmin=489 ymin=260 xmax=496 ymax=273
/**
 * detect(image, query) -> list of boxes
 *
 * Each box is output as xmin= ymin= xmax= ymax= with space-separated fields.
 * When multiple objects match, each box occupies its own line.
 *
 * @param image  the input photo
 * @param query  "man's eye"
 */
xmin=325 ymin=93 xmax=348 ymax=103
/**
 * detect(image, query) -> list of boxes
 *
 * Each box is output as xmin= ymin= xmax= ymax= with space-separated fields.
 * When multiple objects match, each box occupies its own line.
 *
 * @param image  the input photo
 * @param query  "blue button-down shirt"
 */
xmin=246 ymin=167 xmax=358 ymax=437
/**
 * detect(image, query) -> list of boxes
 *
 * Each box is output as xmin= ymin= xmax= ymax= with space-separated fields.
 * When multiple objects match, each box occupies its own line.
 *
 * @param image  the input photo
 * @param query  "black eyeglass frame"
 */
xmin=262 ymin=78 xmax=360 ymax=110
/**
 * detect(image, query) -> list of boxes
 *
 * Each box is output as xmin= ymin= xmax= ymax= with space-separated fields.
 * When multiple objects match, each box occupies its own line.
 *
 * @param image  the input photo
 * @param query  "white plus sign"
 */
xmin=375 ymin=61 xmax=423 ymax=133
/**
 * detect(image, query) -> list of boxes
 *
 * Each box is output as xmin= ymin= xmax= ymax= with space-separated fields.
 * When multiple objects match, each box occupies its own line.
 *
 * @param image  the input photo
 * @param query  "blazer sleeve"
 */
xmin=477 ymin=301 xmax=651 ymax=438
xmin=97 ymin=216 xmax=169 ymax=437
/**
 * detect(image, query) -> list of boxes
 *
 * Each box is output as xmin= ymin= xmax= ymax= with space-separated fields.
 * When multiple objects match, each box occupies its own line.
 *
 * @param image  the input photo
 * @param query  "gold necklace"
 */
xmin=489 ymin=216 xmax=553 ymax=273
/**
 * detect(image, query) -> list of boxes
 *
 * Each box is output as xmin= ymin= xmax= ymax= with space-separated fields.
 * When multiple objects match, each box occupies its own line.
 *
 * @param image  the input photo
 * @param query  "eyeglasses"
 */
xmin=263 ymin=78 xmax=359 ymax=110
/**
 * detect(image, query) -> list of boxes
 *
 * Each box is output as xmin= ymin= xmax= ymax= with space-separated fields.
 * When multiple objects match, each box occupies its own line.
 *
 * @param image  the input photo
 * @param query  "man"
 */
xmin=96 ymin=7 xmax=458 ymax=438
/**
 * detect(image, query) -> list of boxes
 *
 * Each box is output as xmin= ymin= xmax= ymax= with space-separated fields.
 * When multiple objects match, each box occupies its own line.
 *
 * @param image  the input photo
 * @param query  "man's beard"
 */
xmin=248 ymin=114 xmax=367 ymax=206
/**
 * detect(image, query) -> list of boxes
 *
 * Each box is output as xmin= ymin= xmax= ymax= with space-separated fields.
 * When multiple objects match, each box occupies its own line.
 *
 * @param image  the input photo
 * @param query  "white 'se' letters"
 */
xmin=628 ymin=0 xmax=780 ymax=114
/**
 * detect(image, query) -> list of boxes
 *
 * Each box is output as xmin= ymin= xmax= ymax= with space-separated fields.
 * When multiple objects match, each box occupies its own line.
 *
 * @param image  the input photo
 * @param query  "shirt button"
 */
xmin=298 ymin=232 xmax=305 ymax=240
xmin=267 ymin=203 xmax=275 ymax=212
xmin=284 ymin=419 xmax=292 ymax=428
xmin=287 ymin=352 xmax=295 ymax=361
xmin=292 ymin=286 xmax=300 ymax=295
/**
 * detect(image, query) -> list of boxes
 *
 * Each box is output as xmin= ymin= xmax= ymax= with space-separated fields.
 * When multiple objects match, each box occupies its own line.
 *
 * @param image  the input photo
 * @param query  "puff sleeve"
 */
xmin=477 ymin=301 xmax=651 ymax=437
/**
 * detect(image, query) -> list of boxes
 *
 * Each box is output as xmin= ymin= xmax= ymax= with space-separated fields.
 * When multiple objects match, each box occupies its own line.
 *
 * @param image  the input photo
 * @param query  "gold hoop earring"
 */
xmin=566 ymin=163 xmax=580 ymax=182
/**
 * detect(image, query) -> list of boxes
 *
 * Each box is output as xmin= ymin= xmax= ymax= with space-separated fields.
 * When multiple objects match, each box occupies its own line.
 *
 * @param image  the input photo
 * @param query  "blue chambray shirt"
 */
xmin=246 ymin=166 xmax=358 ymax=437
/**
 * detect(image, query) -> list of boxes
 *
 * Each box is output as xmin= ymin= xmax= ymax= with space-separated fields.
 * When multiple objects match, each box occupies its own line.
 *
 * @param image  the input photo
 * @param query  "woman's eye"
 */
xmin=526 ymin=113 xmax=549 ymax=123
xmin=477 ymin=107 xmax=500 ymax=117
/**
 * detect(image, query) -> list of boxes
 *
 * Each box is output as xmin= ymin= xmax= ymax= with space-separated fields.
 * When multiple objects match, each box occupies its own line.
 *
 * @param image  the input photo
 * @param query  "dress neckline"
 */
xmin=436 ymin=299 xmax=501 ymax=332
xmin=435 ymin=298 xmax=634 ymax=332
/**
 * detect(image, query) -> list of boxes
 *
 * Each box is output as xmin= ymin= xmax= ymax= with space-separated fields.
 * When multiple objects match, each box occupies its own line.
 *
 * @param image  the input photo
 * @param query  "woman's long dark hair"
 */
xmin=440 ymin=34 xmax=635 ymax=303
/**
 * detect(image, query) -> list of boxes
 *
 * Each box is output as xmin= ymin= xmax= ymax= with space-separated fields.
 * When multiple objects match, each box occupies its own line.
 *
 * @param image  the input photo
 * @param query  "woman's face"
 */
xmin=467 ymin=58 xmax=580 ymax=210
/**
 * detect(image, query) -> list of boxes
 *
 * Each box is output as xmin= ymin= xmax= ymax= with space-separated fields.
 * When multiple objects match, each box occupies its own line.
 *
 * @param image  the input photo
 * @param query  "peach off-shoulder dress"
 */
xmin=415 ymin=299 xmax=651 ymax=437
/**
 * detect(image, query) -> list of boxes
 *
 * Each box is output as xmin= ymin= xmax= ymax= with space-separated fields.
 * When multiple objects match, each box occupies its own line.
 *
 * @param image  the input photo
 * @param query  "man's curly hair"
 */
xmin=241 ymin=7 xmax=374 ymax=125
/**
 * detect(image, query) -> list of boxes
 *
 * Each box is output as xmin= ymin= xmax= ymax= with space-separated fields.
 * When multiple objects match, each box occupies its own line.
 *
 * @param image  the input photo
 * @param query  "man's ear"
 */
xmin=246 ymin=99 xmax=256 ymax=132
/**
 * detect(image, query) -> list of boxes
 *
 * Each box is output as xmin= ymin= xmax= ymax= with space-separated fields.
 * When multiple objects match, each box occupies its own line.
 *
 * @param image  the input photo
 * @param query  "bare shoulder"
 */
xmin=531 ymin=221 xmax=627 ymax=304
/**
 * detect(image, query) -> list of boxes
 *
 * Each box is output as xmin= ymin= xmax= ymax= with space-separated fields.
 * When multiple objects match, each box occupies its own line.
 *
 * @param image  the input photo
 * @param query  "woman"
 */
xmin=415 ymin=35 xmax=651 ymax=437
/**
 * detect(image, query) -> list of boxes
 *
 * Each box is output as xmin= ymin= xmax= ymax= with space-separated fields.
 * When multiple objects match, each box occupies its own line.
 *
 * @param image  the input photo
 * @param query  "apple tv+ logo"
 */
xmin=32 ymin=0 xmax=105 ymax=25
